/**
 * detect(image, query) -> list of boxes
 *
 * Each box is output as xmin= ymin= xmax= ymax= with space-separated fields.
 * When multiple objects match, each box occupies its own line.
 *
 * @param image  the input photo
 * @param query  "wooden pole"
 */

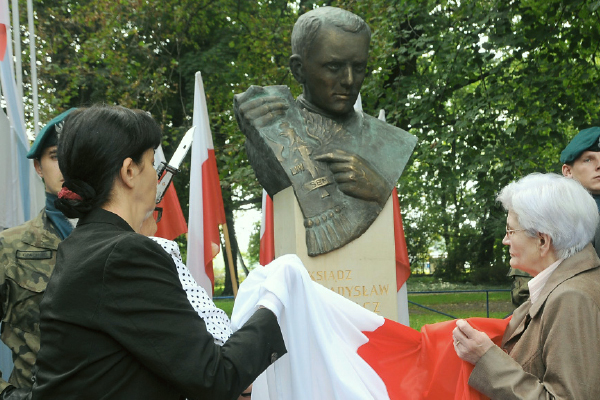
xmin=221 ymin=222 xmax=238 ymax=297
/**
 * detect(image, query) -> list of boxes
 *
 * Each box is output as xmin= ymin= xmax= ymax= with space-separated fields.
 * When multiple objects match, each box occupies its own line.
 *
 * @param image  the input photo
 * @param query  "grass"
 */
xmin=406 ymin=275 xmax=510 ymax=292
xmin=408 ymin=291 xmax=509 ymax=305
xmin=214 ymin=298 xmax=235 ymax=317
xmin=406 ymin=276 xmax=513 ymax=330
xmin=408 ymin=292 xmax=512 ymax=328
xmin=214 ymin=275 xmax=514 ymax=331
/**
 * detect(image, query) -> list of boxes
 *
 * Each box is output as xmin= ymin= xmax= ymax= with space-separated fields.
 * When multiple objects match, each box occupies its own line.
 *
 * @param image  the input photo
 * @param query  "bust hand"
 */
xmin=237 ymin=95 xmax=289 ymax=129
xmin=452 ymin=319 xmax=495 ymax=365
xmin=314 ymin=149 xmax=389 ymax=207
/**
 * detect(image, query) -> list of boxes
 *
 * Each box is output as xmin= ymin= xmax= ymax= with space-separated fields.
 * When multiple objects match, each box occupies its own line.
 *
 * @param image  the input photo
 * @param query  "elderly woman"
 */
xmin=453 ymin=173 xmax=600 ymax=399
xmin=32 ymin=105 xmax=285 ymax=400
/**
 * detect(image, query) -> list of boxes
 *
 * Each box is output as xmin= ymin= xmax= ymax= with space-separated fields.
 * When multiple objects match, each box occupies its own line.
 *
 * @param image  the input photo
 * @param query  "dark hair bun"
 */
xmin=54 ymin=179 xmax=97 ymax=218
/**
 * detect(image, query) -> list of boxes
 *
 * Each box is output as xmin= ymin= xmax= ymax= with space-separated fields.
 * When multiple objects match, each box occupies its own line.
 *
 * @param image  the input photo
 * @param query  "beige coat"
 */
xmin=469 ymin=243 xmax=600 ymax=399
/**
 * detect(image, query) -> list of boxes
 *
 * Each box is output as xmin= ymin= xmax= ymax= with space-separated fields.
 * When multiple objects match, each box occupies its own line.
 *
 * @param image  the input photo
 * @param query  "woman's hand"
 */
xmin=452 ymin=319 xmax=495 ymax=365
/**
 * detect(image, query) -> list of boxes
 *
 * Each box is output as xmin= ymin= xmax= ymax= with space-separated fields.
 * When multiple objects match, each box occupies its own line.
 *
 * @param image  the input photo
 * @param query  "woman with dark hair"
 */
xmin=32 ymin=105 xmax=285 ymax=400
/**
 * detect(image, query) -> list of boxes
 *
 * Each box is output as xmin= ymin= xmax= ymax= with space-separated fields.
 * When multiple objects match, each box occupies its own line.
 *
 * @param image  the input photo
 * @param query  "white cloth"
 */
xmin=231 ymin=254 xmax=389 ymax=400
xmin=527 ymin=258 xmax=564 ymax=305
xmin=150 ymin=237 xmax=232 ymax=345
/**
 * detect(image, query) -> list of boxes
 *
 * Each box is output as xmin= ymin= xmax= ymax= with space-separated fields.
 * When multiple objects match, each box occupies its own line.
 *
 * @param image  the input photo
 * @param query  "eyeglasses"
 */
xmin=153 ymin=207 xmax=163 ymax=223
xmin=505 ymin=228 xmax=526 ymax=237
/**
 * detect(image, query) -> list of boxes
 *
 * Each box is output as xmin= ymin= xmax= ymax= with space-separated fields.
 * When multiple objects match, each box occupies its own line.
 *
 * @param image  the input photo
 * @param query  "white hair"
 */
xmin=497 ymin=173 xmax=599 ymax=259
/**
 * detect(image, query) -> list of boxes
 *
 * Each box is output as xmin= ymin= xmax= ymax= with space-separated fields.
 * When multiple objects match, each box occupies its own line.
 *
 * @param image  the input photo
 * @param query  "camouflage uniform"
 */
xmin=0 ymin=210 xmax=60 ymax=391
xmin=507 ymin=267 xmax=532 ymax=308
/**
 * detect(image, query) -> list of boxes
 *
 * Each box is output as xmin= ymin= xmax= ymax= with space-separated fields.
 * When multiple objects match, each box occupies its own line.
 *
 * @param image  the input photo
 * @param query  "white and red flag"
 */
xmin=232 ymin=255 xmax=508 ymax=400
xmin=186 ymin=71 xmax=226 ymax=295
xmin=0 ymin=0 xmax=44 ymax=229
xmin=259 ymin=190 xmax=275 ymax=266
xmin=377 ymin=109 xmax=411 ymax=326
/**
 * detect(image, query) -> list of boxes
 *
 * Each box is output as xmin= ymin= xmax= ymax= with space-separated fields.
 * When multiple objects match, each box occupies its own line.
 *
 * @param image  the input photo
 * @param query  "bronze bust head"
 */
xmin=234 ymin=7 xmax=417 ymax=256
xmin=290 ymin=7 xmax=370 ymax=119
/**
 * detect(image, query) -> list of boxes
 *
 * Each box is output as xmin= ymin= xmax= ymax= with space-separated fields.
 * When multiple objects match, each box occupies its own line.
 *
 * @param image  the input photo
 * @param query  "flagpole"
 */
xmin=10 ymin=0 xmax=22 ymax=101
xmin=26 ymin=0 xmax=38 ymax=133
xmin=221 ymin=222 xmax=238 ymax=297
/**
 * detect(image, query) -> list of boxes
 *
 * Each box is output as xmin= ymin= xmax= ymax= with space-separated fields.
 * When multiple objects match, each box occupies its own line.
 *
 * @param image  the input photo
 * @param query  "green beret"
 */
xmin=26 ymin=108 xmax=77 ymax=159
xmin=560 ymin=126 xmax=600 ymax=164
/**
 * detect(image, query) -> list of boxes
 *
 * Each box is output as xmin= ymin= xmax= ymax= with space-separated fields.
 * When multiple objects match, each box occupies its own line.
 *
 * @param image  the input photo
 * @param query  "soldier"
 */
xmin=561 ymin=126 xmax=600 ymax=248
xmin=507 ymin=268 xmax=531 ymax=308
xmin=0 ymin=109 xmax=75 ymax=399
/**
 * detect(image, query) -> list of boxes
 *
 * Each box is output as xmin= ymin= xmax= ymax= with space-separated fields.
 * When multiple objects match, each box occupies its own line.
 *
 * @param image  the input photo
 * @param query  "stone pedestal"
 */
xmin=274 ymin=187 xmax=398 ymax=320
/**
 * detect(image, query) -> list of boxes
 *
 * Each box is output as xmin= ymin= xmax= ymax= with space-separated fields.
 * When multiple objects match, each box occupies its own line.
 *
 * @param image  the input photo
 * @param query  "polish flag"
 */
xmin=259 ymin=190 xmax=275 ymax=266
xmin=153 ymin=146 xmax=188 ymax=240
xmin=187 ymin=71 xmax=226 ymax=295
xmin=0 ymin=0 xmax=44 ymax=229
xmin=233 ymin=255 xmax=508 ymax=400
xmin=378 ymin=109 xmax=412 ymax=326
xmin=392 ymin=187 xmax=411 ymax=286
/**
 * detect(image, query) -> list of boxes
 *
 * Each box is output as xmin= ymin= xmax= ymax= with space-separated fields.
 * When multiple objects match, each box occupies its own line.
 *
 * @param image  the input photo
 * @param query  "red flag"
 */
xmin=0 ymin=24 xmax=6 ymax=62
xmin=376 ymin=109 xmax=411 ymax=291
xmin=393 ymin=187 xmax=411 ymax=288
xmin=155 ymin=184 xmax=188 ymax=240
xmin=187 ymin=71 xmax=226 ymax=295
xmin=153 ymin=146 xmax=187 ymax=240
xmin=259 ymin=190 xmax=275 ymax=266
xmin=375 ymin=109 xmax=411 ymax=324
xmin=358 ymin=317 xmax=509 ymax=400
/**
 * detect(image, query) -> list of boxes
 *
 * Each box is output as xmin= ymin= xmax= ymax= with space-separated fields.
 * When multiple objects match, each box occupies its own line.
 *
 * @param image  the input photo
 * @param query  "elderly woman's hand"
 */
xmin=452 ymin=319 xmax=495 ymax=365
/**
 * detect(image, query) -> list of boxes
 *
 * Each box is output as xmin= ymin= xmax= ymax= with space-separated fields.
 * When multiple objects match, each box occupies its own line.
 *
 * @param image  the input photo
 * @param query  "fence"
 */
xmin=407 ymin=289 xmax=511 ymax=319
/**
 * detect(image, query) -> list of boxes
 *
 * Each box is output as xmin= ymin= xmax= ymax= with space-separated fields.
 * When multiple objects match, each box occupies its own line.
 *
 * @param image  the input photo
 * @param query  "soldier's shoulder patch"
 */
xmin=16 ymin=250 xmax=53 ymax=260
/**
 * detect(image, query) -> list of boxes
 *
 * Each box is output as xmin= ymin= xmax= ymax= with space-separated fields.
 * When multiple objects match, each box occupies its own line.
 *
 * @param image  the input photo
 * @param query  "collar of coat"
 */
xmin=504 ymin=244 xmax=600 ymax=346
xmin=78 ymin=207 xmax=136 ymax=233
xmin=528 ymin=243 xmax=600 ymax=319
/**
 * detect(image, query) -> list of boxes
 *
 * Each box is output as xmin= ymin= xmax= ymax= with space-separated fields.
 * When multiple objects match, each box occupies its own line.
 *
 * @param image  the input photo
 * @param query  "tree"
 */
xmin=340 ymin=0 xmax=600 ymax=282
xmin=29 ymin=0 xmax=303 ymax=293
xmin=23 ymin=0 xmax=600 ymax=286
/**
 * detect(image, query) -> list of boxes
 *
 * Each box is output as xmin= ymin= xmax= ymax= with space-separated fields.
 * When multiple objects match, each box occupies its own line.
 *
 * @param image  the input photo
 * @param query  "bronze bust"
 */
xmin=234 ymin=7 xmax=417 ymax=256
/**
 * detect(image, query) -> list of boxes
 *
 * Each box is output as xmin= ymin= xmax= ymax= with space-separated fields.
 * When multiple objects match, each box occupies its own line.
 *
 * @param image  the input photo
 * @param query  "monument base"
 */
xmin=274 ymin=187 xmax=398 ymax=321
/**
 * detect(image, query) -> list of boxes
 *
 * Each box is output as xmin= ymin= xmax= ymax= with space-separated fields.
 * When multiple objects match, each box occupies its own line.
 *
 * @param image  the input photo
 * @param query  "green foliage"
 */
xmin=31 ymin=0 xmax=303 ymax=292
xmin=246 ymin=221 xmax=261 ymax=268
xmin=336 ymin=0 xmax=600 ymax=283
xmin=27 ymin=0 xmax=600 ymax=285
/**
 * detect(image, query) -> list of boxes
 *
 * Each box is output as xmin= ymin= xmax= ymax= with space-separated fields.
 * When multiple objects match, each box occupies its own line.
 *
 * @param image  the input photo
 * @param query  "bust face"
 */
xmin=300 ymin=23 xmax=369 ymax=117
